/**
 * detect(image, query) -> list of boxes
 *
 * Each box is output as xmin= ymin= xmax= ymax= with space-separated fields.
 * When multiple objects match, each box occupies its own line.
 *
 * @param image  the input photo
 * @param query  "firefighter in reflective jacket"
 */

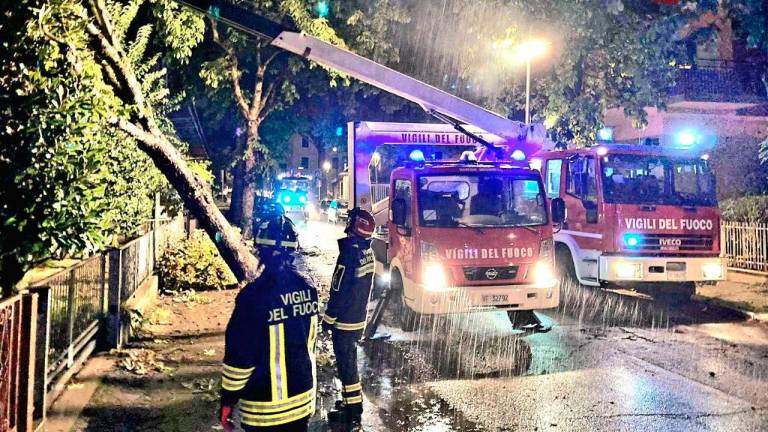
xmin=322 ymin=208 xmax=375 ymax=430
xmin=219 ymin=214 xmax=318 ymax=432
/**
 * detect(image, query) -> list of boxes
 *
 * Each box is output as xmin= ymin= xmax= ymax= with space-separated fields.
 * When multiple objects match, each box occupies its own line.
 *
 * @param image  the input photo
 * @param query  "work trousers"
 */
xmin=332 ymin=329 xmax=363 ymax=415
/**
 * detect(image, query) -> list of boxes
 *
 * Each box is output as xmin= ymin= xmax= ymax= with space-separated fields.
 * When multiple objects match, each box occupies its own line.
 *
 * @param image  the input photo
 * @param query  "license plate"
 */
xmin=482 ymin=294 xmax=509 ymax=304
xmin=667 ymin=271 xmax=687 ymax=281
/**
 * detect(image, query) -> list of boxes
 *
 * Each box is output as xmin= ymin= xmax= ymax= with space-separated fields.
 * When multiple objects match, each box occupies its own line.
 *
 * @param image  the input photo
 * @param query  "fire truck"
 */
xmin=173 ymin=0 xmax=565 ymax=331
xmin=535 ymin=144 xmax=726 ymax=300
xmin=276 ymin=175 xmax=311 ymax=216
xmin=351 ymin=122 xmax=563 ymax=331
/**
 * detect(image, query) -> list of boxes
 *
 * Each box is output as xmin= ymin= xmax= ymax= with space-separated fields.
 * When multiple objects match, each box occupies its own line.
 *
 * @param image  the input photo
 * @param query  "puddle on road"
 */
xmin=358 ymin=339 xmax=485 ymax=432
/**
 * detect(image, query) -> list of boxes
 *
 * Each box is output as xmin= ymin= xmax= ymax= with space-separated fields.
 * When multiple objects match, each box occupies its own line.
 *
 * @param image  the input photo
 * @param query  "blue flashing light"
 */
xmin=623 ymin=233 xmax=642 ymax=249
xmin=511 ymin=149 xmax=526 ymax=161
xmin=315 ymin=1 xmax=329 ymax=17
xmin=598 ymin=127 xmax=613 ymax=142
xmin=674 ymin=129 xmax=699 ymax=148
xmin=335 ymin=126 xmax=343 ymax=136
xmin=283 ymin=195 xmax=291 ymax=204
xmin=409 ymin=149 xmax=425 ymax=162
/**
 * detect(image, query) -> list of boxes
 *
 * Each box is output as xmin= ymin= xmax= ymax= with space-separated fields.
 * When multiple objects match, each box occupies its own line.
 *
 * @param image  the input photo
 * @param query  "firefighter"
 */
xmin=219 ymin=214 xmax=318 ymax=432
xmin=322 ymin=208 xmax=375 ymax=430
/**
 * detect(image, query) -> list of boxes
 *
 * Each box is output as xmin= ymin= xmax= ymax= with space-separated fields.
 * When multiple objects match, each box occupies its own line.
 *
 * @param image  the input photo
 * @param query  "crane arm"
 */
xmin=172 ymin=0 xmax=546 ymax=148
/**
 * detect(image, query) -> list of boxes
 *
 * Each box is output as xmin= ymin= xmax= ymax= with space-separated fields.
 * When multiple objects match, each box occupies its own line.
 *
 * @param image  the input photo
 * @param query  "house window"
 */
xmin=332 ymin=158 xmax=339 ymax=170
xmin=300 ymin=157 xmax=310 ymax=170
xmin=301 ymin=136 xmax=310 ymax=148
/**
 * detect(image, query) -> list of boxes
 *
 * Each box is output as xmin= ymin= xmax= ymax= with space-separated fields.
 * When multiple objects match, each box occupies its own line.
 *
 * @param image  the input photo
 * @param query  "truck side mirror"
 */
xmin=392 ymin=198 xmax=408 ymax=226
xmin=551 ymin=198 xmax=566 ymax=223
xmin=583 ymin=200 xmax=598 ymax=224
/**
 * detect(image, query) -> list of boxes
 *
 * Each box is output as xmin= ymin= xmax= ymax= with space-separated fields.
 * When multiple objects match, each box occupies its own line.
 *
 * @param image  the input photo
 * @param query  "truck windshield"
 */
xmin=281 ymin=178 xmax=308 ymax=191
xmin=601 ymin=155 xmax=716 ymax=206
xmin=418 ymin=174 xmax=547 ymax=227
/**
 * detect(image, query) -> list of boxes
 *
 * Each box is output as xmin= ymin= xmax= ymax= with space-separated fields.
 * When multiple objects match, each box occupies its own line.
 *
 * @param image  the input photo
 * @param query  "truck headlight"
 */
xmin=423 ymin=262 xmax=448 ymax=292
xmin=299 ymin=195 xmax=307 ymax=203
xmin=283 ymin=195 xmax=291 ymax=204
xmin=702 ymin=262 xmax=724 ymax=280
xmin=615 ymin=262 xmax=643 ymax=280
xmin=533 ymin=261 xmax=557 ymax=289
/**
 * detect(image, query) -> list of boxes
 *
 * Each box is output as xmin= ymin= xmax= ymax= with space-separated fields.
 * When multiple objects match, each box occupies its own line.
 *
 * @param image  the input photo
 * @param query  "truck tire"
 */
xmin=555 ymin=243 xmax=577 ymax=282
xmin=391 ymin=271 xmax=420 ymax=332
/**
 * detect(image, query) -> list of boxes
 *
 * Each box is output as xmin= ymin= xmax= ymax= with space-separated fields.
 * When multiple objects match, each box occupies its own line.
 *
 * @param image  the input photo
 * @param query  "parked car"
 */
xmin=327 ymin=199 xmax=349 ymax=224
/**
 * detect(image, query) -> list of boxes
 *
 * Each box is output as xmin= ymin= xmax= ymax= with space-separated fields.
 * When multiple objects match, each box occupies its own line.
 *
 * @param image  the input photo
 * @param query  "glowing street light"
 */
xmin=495 ymin=38 xmax=550 ymax=124
xmin=322 ymin=160 xmax=331 ymax=172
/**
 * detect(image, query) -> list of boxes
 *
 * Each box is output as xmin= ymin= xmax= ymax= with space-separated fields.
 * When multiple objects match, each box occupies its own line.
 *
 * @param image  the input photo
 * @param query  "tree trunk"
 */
xmin=120 ymin=120 xmax=260 ymax=282
xmin=241 ymin=150 xmax=257 ymax=238
xmin=229 ymin=160 xmax=246 ymax=226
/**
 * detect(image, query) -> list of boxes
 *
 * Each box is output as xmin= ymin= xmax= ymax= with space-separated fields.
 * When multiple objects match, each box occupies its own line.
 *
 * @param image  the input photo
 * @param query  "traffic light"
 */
xmin=315 ymin=1 xmax=329 ymax=18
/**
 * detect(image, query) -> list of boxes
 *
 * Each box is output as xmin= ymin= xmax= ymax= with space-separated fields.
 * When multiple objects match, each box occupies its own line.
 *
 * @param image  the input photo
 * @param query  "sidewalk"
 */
xmin=697 ymin=270 xmax=768 ymax=322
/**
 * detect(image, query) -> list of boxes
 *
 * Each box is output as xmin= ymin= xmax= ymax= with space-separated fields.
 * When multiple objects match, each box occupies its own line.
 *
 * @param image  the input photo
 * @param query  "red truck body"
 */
xmin=535 ymin=144 xmax=725 ymax=292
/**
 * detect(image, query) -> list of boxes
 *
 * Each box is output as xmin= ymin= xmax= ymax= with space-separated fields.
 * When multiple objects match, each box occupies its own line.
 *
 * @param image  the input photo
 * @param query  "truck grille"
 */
xmin=463 ymin=266 xmax=518 ymax=281
xmin=635 ymin=234 xmax=713 ymax=251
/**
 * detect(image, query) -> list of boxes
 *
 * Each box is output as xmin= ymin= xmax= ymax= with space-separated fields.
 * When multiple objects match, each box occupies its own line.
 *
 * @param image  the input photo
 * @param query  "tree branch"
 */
xmin=210 ymin=19 xmax=250 ymax=118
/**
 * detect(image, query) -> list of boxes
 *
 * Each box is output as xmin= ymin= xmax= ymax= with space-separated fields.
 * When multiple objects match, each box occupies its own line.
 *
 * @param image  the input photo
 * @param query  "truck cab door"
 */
xmin=562 ymin=156 xmax=603 ymax=280
xmin=389 ymin=179 xmax=416 ymax=281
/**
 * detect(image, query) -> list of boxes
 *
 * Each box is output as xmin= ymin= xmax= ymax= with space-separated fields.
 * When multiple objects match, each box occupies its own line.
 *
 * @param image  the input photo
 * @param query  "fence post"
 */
xmin=66 ymin=270 xmax=76 ymax=368
xmin=106 ymin=248 xmax=124 ymax=349
xmin=18 ymin=292 xmax=38 ymax=432
xmin=27 ymin=286 xmax=50 ymax=425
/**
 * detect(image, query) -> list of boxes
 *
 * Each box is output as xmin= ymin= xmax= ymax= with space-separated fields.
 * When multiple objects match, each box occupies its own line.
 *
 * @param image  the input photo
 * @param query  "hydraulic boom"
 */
xmin=172 ymin=0 xmax=547 ymax=150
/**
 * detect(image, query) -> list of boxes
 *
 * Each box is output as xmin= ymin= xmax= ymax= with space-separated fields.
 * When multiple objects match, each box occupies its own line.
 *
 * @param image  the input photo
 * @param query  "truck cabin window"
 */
xmin=281 ymin=178 xmax=308 ymax=192
xmin=418 ymin=175 xmax=547 ymax=227
xmin=601 ymin=155 xmax=716 ymax=206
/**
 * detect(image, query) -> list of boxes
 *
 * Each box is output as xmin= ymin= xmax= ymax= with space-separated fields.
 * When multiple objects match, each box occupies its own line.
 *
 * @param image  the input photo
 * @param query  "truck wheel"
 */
xmin=555 ymin=244 xmax=577 ymax=283
xmin=391 ymin=271 xmax=420 ymax=332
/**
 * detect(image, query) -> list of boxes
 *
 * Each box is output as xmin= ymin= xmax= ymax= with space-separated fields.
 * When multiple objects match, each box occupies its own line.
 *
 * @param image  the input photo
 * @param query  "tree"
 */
xmin=0 ymin=0 xmax=190 ymax=294
xmin=4 ymin=0 xmax=261 ymax=289
xmin=195 ymin=0 xmax=346 ymax=237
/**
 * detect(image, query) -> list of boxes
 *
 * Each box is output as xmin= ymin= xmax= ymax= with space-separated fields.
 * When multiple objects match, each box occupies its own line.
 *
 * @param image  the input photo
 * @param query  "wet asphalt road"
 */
xmin=295 ymin=216 xmax=768 ymax=432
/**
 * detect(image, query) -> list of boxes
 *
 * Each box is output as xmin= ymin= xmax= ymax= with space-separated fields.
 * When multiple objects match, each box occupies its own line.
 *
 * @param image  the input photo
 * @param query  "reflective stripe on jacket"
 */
xmin=323 ymin=237 xmax=374 ymax=333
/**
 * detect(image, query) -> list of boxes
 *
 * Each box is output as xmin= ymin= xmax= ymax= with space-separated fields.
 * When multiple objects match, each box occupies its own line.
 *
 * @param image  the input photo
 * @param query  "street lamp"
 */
xmin=496 ymin=38 xmax=550 ymax=124
xmin=322 ymin=160 xmax=331 ymax=172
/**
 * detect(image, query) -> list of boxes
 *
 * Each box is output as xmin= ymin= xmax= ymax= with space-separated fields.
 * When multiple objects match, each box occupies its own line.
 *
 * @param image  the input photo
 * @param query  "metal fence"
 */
xmin=32 ymin=255 xmax=106 ymax=387
xmin=371 ymin=184 xmax=389 ymax=204
xmin=721 ymin=222 xmax=768 ymax=273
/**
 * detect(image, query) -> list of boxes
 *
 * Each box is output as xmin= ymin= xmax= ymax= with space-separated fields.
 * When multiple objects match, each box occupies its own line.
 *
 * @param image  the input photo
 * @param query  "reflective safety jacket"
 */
xmin=220 ymin=264 xmax=319 ymax=428
xmin=323 ymin=237 xmax=374 ymax=333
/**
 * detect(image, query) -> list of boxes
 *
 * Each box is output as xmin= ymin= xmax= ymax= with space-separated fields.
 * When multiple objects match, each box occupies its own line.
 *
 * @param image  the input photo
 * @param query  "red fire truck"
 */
xmin=535 ymin=144 xmax=725 ymax=300
xmin=350 ymin=123 xmax=564 ymax=331
xmin=174 ymin=0 xmax=565 ymax=331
